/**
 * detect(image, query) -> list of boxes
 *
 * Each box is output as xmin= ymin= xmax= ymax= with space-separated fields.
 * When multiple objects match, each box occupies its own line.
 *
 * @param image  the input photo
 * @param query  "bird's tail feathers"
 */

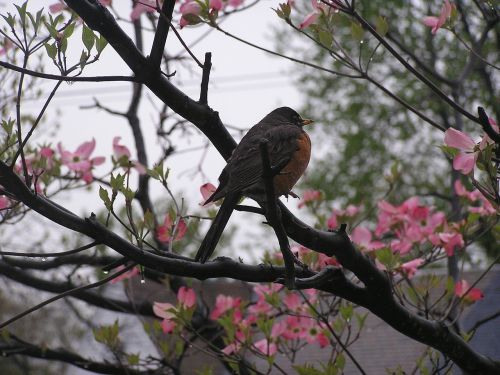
xmin=195 ymin=194 xmax=239 ymax=263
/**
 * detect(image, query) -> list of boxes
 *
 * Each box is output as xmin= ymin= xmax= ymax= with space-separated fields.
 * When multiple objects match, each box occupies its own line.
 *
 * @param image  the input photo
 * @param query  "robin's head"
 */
xmin=265 ymin=107 xmax=314 ymax=127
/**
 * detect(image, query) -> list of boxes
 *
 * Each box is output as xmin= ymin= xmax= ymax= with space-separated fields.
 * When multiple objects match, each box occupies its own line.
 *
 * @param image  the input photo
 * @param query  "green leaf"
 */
xmin=96 ymin=34 xmax=108 ymax=54
xmin=82 ymin=25 xmax=95 ymax=51
xmin=127 ymin=353 xmax=140 ymax=365
xmin=335 ymin=353 xmax=345 ymax=370
xmin=63 ymin=21 xmax=75 ymax=39
xmin=350 ymin=21 xmax=364 ymax=41
xmin=60 ymin=37 xmax=68 ymax=54
xmin=375 ymin=15 xmax=388 ymax=37
xmin=122 ymin=187 xmax=135 ymax=202
xmin=110 ymin=173 xmax=125 ymax=192
xmin=339 ymin=303 xmax=353 ymax=320
xmin=144 ymin=210 xmax=155 ymax=231
xmin=2 ymin=13 xmax=16 ymax=29
xmin=99 ymin=186 xmax=112 ymax=210
xmin=318 ymin=30 xmax=333 ymax=48
xmin=273 ymin=8 xmax=286 ymax=20
xmin=44 ymin=20 xmax=59 ymax=39
xmin=14 ymin=2 xmax=28 ymax=27
xmin=44 ymin=43 xmax=57 ymax=60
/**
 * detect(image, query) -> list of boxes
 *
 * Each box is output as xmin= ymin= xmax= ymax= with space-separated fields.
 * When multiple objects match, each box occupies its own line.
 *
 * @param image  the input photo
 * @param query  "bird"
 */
xmin=195 ymin=107 xmax=313 ymax=263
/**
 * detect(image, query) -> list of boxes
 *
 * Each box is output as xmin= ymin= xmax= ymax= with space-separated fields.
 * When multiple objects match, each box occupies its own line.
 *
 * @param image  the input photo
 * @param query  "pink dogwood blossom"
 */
xmin=110 ymin=265 xmax=140 ymax=284
xmin=178 ymin=286 xmax=196 ymax=308
xmin=299 ymin=0 xmax=333 ymax=30
xmin=444 ymin=128 xmax=477 ymax=174
xmin=199 ymin=182 xmax=217 ymax=206
xmin=58 ymin=138 xmax=105 ymax=183
xmin=210 ymin=295 xmax=241 ymax=320
xmin=298 ymin=189 xmax=322 ymax=208
xmin=400 ymin=258 xmax=424 ymax=278
xmin=327 ymin=204 xmax=360 ymax=229
xmin=156 ymin=216 xmax=188 ymax=243
xmin=423 ymin=0 xmax=455 ymax=34
xmin=0 ymin=196 xmax=10 ymax=210
xmin=455 ymin=279 xmax=484 ymax=302
xmin=179 ymin=0 xmax=202 ymax=28
xmin=130 ymin=0 xmax=158 ymax=21
xmin=351 ymin=226 xmax=385 ymax=252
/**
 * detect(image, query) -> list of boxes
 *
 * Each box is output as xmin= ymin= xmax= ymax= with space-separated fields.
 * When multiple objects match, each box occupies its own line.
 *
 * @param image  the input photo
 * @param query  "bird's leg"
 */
xmin=259 ymin=139 xmax=296 ymax=289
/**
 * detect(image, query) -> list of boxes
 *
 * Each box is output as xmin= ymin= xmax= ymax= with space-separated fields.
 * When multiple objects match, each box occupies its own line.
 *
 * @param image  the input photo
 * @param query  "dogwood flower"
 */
xmin=423 ymin=0 xmax=455 ymax=35
xmin=58 ymin=138 xmax=105 ymax=183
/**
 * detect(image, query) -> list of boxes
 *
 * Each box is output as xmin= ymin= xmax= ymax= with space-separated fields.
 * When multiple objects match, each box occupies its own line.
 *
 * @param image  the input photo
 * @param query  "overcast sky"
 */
xmin=7 ymin=0 xmax=309 ymax=261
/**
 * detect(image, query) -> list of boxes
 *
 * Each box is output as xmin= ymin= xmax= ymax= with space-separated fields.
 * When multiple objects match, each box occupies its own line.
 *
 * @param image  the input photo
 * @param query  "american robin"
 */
xmin=195 ymin=107 xmax=313 ymax=263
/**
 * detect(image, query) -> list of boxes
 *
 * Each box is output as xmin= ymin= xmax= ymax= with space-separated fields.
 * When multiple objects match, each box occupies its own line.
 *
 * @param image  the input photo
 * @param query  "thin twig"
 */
xmin=0 ymin=263 xmax=136 ymax=329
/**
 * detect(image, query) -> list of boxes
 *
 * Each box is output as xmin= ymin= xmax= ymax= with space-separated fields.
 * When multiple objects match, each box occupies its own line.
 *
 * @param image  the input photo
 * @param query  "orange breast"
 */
xmin=274 ymin=132 xmax=311 ymax=196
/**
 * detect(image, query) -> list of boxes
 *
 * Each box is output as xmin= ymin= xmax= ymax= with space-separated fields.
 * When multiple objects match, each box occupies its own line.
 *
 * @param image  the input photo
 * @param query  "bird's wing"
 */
xmin=217 ymin=125 xmax=302 ymax=197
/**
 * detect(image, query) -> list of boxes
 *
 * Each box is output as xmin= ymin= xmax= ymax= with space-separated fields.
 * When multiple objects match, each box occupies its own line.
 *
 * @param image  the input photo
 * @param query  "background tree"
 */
xmin=0 ymin=0 xmax=498 ymax=374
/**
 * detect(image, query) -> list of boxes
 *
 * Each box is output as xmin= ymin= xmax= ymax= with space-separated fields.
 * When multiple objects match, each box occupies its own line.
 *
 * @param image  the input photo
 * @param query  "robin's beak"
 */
xmin=300 ymin=118 xmax=314 ymax=126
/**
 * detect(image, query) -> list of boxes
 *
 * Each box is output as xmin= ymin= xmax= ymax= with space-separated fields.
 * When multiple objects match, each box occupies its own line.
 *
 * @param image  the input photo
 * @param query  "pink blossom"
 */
xmin=455 ymin=279 xmax=484 ymax=302
xmin=58 ymin=139 xmax=105 ymax=183
xmin=429 ymin=230 xmax=464 ymax=256
xmin=222 ymin=341 xmax=242 ymax=355
xmin=0 ymin=196 xmax=10 ymax=210
xmin=400 ymin=258 xmax=424 ymax=278
xmin=161 ymin=319 xmax=176 ymax=333
xmin=454 ymin=180 xmax=497 ymax=216
xmin=210 ymin=295 xmax=241 ymax=320
xmin=200 ymin=183 xmax=217 ymax=206
xmin=298 ymin=0 xmax=332 ymax=30
xmin=327 ymin=204 xmax=360 ymax=229
xmin=228 ymin=0 xmax=244 ymax=7
xmin=209 ymin=0 xmax=224 ymax=11
xmin=283 ymin=292 xmax=302 ymax=311
xmin=298 ymin=189 xmax=322 ymax=208
xmin=112 ymin=136 xmax=131 ymax=159
xmin=153 ymin=302 xmax=177 ymax=333
xmin=254 ymin=339 xmax=277 ymax=356
xmin=178 ymin=286 xmax=196 ymax=308
xmin=444 ymin=128 xmax=477 ymax=174
xmin=299 ymin=12 xmax=319 ymax=29
xmin=156 ymin=216 xmax=188 ymax=243
xmin=423 ymin=0 xmax=454 ymax=34
xmin=351 ymin=226 xmax=385 ymax=252
xmin=481 ymin=117 xmax=499 ymax=146
xmin=179 ymin=0 xmax=202 ymax=28
xmin=0 ymin=39 xmax=13 ymax=56
xmin=130 ymin=0 xmax=158 ymax=21
xmin=110 ymin=265 xmax=140 ymax=284
xmin=317 ymin=331 xmax=329 ymax=348
xmin=153 ymin=302 xmax=176 ymax=319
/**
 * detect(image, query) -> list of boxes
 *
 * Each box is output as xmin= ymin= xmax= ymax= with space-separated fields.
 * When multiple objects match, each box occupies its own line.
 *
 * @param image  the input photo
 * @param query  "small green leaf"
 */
xmin=127 ymin=353 xmax=140 ymax=366
xmin=82 ymin=25 xmax=95 ymax=51
xmin=375 ymin=15 xmax=388 ymax=37
xmin=318 ymin=30 xmax=333 ymax=48
xmin=122 ymin=187 xmax=135 ymax=202
xmin=96 ymin=34 xmax=108 ymax=54
xmin=2 ymin=13 xmax=16 ymax=29
xmin=110 ymin=173 xmax=125 ymax=192
xmin=144 ymin=210 xmax=155 ymax=230
xmin=350 ymin=21 xmax=364 ymax=41
xmin=44 ymin=21 xmax=59 ymax=39
xmin=99 ymin=186 xmax=112 ymax=210
xmin=63 ymin=21 xmax=75 ymax=39
xmin=44 ymin=43 xmax=57 ymax=60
